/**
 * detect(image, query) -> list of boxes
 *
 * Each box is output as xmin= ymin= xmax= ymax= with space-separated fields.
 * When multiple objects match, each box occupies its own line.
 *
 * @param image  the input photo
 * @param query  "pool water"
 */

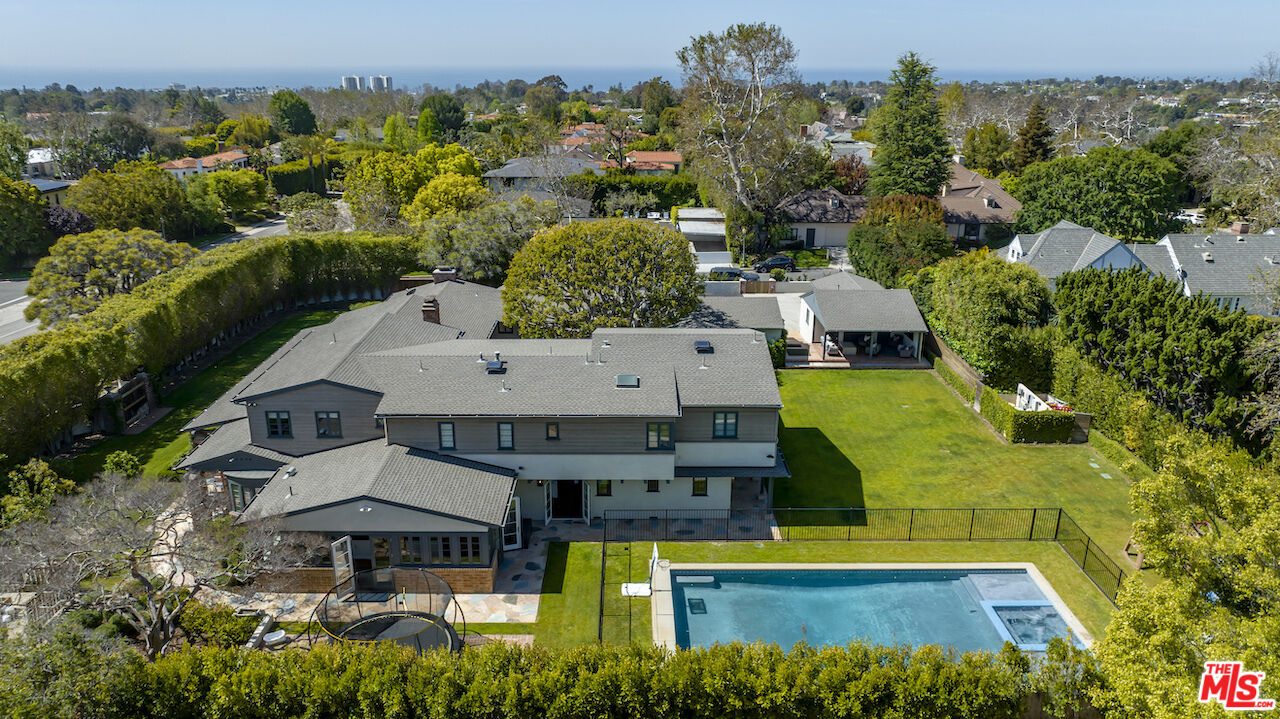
xmin=671 ymin=568 xmax=1080 ymax=652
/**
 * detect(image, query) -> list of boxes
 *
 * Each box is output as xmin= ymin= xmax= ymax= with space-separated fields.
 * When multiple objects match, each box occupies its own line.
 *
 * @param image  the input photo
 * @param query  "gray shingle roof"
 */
xmin=808 ymin=271 xmax=883 ymax=291
xmin=940 ymin=164 xmax=1020 ymax=224
xmin=1159 ymin=233 xmax=1280 ymax=296
xmin=806 ymin=289 xmax=928 ymax=333
xmin=1007 ymin=221 xmax=1132 ymax=279
xmin=674 ymin=296 xmax=785 ymax=331
xmin=482 ymin=155 xmax=603 ymax=178
xmin=175 ymin=419 xmax=292 ymax=470
xmin=776 ymin=188 xmax=868 ymax=223
xmin=364 ymin=328 xmax=780 ymax=416
xmin=1129 ymin=243 xmax=1178 ymax=281
xmin=239 ymin=440 xmax=516 ymax=526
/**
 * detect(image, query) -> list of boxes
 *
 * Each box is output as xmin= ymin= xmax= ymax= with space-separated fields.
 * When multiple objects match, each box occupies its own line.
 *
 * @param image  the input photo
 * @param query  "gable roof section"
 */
xmin=806 ymin=289 xmax=927 ymax=333
xmin=776 ymin=187 xmax=868 ymax=224
xmin=809 ymin=271 xmax=883 ymax=291
xmin=1129 ymin=242 xmax=1178 ymax=282
xmin=674 ymin=296 xmax=785 ymax=331
xmin=176 ymin=418 xmax=292 ymax=470
xmin=940 ymin=164 xmax=1020 ymax=224
xmin=482 ymin=155 xmax=603 ymax=179
xmin=1159 ymin=233 xmax=1280 ymax=296
xmin=1008 ymin=221 xmax=1132 ymax=279
xmin=239 ymin=440 xmax=516 ymax=527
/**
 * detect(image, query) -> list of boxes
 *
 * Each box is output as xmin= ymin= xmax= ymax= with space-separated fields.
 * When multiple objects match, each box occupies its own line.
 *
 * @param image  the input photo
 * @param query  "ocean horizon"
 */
xmin=0 ymin=65 xmax=1247 ymax=92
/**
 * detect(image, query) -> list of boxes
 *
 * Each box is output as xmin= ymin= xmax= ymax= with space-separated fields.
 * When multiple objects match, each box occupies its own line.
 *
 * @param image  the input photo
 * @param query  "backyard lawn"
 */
xmin=467 ymin=542 xmax=602 ymax=649
xmin=54 ymin=310 xmax=341 ymax=482
xmin=774 ymin=370 xmax=1137 ymax=570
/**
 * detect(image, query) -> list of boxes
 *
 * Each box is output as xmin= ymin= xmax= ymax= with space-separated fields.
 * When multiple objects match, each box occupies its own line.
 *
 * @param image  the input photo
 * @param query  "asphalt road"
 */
xmin=0 ymin=280 xmax=37 ymax=344
xmin=198 ymin=216 xmax=291 ymax=250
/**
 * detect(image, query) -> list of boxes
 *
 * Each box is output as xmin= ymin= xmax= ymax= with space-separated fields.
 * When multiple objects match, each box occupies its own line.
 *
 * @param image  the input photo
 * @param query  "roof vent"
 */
xmin=615 ymin=374 xmax=640 ymax=388
xmin=694 ymin=340 xmax=714 ymax=354
xmin=485 ymin=360 xmax=506 ymax=374
xmin=1202 ymin=252 xmax=1213 ymax=262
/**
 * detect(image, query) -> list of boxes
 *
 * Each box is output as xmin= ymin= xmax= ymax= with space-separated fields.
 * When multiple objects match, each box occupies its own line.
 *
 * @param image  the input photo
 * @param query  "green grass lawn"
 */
xmin=54 ymin=310 xmax=340 ymax=483
xmin=775 ymin=370 xmax=1137 ymax=571
xmin=467 ymin=542 xmax=601 ymax=649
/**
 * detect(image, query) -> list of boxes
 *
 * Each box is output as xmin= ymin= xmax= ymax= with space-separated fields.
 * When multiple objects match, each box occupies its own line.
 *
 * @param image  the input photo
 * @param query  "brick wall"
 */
xmin=262 ymin=564 xmax=497 ymax=594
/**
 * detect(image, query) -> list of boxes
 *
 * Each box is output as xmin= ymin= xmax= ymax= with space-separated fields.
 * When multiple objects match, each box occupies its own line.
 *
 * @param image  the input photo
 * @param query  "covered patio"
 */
xmin=795 ymin=289 xmax=929 ymax=368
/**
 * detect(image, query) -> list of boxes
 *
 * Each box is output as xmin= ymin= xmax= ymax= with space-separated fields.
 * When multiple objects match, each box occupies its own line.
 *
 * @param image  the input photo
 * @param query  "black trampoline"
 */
xmin=309 ymin=566 xmax=466 ymax=653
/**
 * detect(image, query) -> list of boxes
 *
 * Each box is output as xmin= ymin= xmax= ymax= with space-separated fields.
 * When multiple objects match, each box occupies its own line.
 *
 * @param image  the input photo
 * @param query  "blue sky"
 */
xmin=2 ymin=0 xmax=1276 ymax=86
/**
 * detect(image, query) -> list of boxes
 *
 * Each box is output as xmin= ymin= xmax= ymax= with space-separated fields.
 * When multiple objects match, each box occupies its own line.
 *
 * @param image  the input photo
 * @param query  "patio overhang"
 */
xmin=675 ymin=451 xmax=790 ymax=478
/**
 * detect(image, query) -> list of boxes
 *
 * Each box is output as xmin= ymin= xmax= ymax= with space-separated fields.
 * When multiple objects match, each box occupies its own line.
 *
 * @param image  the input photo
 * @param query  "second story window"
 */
xmin=646 ymin=422 xmax=673 ymax=450
xmin=546 ymin=422 xmax=559 ymax=440
xmin=497 ymin=422 xmax=514 ymax=450
xmin=315 ymin=411 xmax=342 ymax=438
xmin=265 ymin=411 xmax=291 ymax=438
xmin=438 ymin=422 xmax=455 ymax=450
xmin=713 ymin=411 xmax=738 ymax=439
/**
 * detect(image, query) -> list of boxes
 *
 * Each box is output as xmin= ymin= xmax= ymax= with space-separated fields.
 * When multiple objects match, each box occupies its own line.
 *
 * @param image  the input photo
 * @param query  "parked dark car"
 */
xmin=753 ymin=255 xmax=796 ymax=273
xmin=708 ymin=266 xmax=760 ymax=281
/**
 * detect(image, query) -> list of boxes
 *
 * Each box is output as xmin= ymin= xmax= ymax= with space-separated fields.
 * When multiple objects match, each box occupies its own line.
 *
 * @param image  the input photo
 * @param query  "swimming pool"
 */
xmin=659 ymin=563 xmax=1088 ymax=652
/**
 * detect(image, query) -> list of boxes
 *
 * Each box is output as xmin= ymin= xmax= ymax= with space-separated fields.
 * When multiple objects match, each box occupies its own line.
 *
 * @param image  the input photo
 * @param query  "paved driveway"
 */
xmin=0 ymin=280 xmax=37 ymax=344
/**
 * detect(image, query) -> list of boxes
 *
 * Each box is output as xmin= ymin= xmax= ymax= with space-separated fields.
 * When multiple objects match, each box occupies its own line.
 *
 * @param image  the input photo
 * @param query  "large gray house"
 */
xmin=178 ymin=278 xmax=786 ymax=590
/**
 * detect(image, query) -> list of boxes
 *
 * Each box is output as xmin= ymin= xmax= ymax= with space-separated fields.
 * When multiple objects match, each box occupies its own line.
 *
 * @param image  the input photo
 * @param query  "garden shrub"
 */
xmin=780 ymin=249 xmax=828 ymax=267
xmin=1086 ymin=429 xmax=1156 ymax=482
xmin=177 ymin=603 xmax=257 ymax=648
xmin=567 ymin=173 xmax=700 ymax=215
xmin=265 ymin=159 xmax=317 ymax=196
xmin=768 ymin=338 xmax=786 ymax=368
xmin=979 ymin=386 xmax=1073 ymax=443
xmin=931 ymin=353 xmax=975 ymax=403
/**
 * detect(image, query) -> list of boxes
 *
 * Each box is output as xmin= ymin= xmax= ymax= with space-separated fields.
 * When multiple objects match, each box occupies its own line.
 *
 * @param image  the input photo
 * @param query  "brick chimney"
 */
xmin=421 ymin=298 xmax=440 ymax=323
xmin=1230 ymin=221 xmax=1252 ymax=235
xmin=432 ymin=266 xmax=457 ymax=283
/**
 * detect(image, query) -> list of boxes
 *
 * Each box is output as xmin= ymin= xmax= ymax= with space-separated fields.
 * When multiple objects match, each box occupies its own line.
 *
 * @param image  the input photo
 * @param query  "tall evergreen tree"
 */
xmin=867 ymin=52 xmax=951 ymax=197
xmin=1011 ymin=99 xmax=1055 ymax=172
xmin=267 ymin=90 xmax=317 ymax=136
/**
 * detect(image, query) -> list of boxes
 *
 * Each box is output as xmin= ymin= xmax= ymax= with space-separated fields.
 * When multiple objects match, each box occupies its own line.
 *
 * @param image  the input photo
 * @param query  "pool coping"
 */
xmin=650 ymin=561 xmax=1094 ymax=651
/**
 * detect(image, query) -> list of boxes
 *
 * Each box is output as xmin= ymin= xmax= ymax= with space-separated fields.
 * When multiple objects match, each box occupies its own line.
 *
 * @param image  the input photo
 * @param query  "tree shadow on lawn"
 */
xmin=776 ymin=422 xmax=865 ymax=519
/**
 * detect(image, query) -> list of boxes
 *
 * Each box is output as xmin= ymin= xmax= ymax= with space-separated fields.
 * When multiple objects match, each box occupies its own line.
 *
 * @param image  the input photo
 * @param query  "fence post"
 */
xmin=968 ymin=509 xmax=975 ymax=541
xmin=907 ymin=509 xmax=915 ymax=541
xmin=848 ymin=508 xmax=853 ymax=541
xmin=1029 ymin=508 xmax=1037 ymax=541
xmin=1053 ymin=508 xmax=1062 ymax=540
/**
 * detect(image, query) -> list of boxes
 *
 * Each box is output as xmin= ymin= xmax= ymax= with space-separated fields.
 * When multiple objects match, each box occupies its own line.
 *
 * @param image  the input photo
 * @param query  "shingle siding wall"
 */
xmin=248 ymin=383 xmax=385 ymax=455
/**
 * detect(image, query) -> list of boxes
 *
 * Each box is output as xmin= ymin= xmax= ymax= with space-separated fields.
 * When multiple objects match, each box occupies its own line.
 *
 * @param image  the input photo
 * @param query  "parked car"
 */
xmin=708 ymin=266 xmax=760 ymax=281
xmin=1175 ymin=210 xmax=1206 ymax=225
xmin=753 ymin=255 xmax=797 ymax=273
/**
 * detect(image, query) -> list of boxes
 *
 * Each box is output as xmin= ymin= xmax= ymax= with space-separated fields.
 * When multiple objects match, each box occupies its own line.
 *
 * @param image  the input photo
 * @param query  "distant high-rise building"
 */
xmin=369 ymin=75 xmax=392 ymax=92
xmin=340 ymin=75 xmax=362 ymax=91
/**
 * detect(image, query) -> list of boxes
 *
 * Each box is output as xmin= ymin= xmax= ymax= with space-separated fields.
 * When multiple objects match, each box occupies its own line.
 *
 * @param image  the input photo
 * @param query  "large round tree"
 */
xmin=502 ymin=218 xmax=699 ymax=338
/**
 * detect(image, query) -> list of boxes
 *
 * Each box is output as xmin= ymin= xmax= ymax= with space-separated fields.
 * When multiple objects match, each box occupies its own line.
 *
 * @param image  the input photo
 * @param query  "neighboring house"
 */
xmin=939 ymin=164 xmax=1020 ymax=244
xmin=481 ymin=155 xmax=603 ymax=192
xmin=799 ymin=288 xmax=927 ymax=361
xmin=157 ymin=149 xmax=249 ymax=180
xmin=1135 ymin=232 xmax=1280 ymax=315
xmin=178 ymin=278 xmax=786 ymax=591
xmin=599 ymin=151 xmax=682 ymax=175
xmin=25 ymin=148 xmax=56 ymax=178
xmin=999 ymin=220 xmax=1143 ymax=287
xmin=23 ymin=178 xmax=72 ymax=207
xmin=675 ymin=207 xmax=732 ymax=272
xmin=807 ymin=271 xmax=883 ymax=291
xmin=775 ymin=187 xmax=868 ymax=249
xmin=674 ymin=295 xmax=787 ymax=341
xmin=801 ymin=123 xmax=876 ymax=164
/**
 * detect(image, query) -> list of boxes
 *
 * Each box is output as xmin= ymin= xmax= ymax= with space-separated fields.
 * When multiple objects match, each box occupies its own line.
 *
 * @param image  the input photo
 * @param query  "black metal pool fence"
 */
xmin=598 ymin=506 xmax=1126 ymax=641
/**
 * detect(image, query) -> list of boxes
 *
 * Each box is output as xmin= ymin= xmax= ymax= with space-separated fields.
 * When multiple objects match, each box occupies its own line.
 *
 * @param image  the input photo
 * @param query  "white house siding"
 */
xmin=513 ymin=477 xmax=732 ymax=521
xmin=674 ymin=442 xmax=775 ymax=467
xmin=786 ymin=222 xmax=854 ymax=249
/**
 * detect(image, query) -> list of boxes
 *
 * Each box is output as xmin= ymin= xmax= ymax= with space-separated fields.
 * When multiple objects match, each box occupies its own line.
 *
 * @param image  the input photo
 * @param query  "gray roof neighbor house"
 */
xmin=999 ymin=220 xmax=1144 ymax=284
xmin=808 ymin=271 xmax=884 ymax=291
xmin=776 ymin=188 xmax=868 ymax=224
xmin=1149 ymin=233 xmax=1280 ymax=313
xmin=674 ymin=296 xmax=786 ymax=334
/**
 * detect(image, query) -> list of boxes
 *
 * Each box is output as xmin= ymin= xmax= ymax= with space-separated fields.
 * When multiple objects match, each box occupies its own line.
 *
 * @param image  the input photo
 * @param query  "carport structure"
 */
xmin=799 ymin=289 xmax=928 ymax=365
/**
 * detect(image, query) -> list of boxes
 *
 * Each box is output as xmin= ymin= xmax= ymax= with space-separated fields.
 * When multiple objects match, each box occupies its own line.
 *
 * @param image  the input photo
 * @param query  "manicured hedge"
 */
xmin=266 ymin=159 xmax=316 ymax=196
xmin=1086 ymin=429 xmax=1156 ymax=482
xmin=567 ymin=172 xmax=700 ymax=215
xmin=931 ymin=353 xmax=975 ymax=403
xmin=979 ymin=386 xmax=1074 ymax=444
xmin=0 ymin=233 xmax=422 ymax=461
xmin=1 ymin=640 xmax=1100 ymax=719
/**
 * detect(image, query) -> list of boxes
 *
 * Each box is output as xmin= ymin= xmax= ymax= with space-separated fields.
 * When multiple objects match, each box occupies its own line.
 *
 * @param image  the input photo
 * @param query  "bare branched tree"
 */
xmin=0 ymin=474 xmax=324 ymax=660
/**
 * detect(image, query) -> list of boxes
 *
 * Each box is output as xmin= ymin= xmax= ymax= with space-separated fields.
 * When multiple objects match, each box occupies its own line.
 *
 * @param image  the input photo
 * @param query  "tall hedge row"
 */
xmin=566 ymin=172 xmax=700 ymax=215
xmin=0 ymin=233 xmax=422 ymax=460
xmin=265 ymin=158 xmax=316 ymax=196
xmin=0 ymin=640 xmax=1099 ymax=719
xmin=978 ymin=386 xmax=1074 ymax=444
xmin=1052 ymin=267 xmax=1265 ymax=437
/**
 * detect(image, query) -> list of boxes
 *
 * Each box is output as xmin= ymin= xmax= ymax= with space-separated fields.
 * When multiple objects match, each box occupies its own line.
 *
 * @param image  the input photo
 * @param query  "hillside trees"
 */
xmin=419 ymin=94 xmax=466 ymax=140
xmin=0 ymin=119 xmax=25 ymax=180
xmin=65 ymin=161 xmax=213 ymax=238
xmin=962 ymin=122 xmax=1014 ymax=177
xmin=1010 ymin=99 xmax=1055 ymax=173
xmin=418 ymin=196 xmax=559 ymax=284
xmin=267 ymin=90 xmax=317 ymax=136
xmin=503 ymin=218 xmax=699 ymax=337
xmin=868 ymin=52 xmax=951 ymax=197
xmin=187 ymin=168 xmax=269 ymax=221
xmin=846 ymin=195 xmax=952 ymax=286
xmin=0 ymin=175 xmax=50 ymax=268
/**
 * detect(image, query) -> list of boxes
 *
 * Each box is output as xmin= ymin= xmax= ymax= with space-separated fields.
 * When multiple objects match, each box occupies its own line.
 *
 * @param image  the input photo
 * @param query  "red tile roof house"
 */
xmin=158 ymin=149 xmax=249 ymax=181
xmin=598 ymin=151 xmax=683 ymax=175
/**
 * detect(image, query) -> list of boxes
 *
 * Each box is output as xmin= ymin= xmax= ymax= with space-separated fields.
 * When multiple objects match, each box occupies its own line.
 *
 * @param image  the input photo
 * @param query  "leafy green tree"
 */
xmin=102 ymin=450 xmax=142 ymax=478
xmin=418 ymin=196 xmax=559 ymax=284
xmin=402 ymin=173 xmax=488 ymax=225
xmin=832 ymin=154 xmax=870 ymax=195
xmin=65 ymin=161 xmax=196 ymax=237
xmin=226 ymin=113 xmax=275 ymax=148
xmin=187 ymin=169 xmax=268 ymax=221
xmin=639 ymin=77 xmax=678 ymax=134
xmin=343 ymin=144 xmax=482 ymax=229
xmin=861 ymin=194 xmax=945 ymax=226
xmin=214 ymin=119 xmax=239 ymax=142
xmin=503 ymin=218 xmax=699 ymax=337
xmin=907 ymin=250 xmax=1051 ymax=389
xmin=1011 ymin=99 xmax=1055 ymax=173
xmin=280 ymin=192 xmax=340 ymax=232
xmin=99 ymin=114 xmax=154 ymax=163
xmin=962 ymin=122 xmax=1013 ymax=176
xmin=1 ymin=457 xmax=74 ymax=526
xmin=382 ymin=112 xmax=416 ymax=153
xmin=847 ymin=195 xmax=951 ymax=286
xmin=0 ymin=175 xmax=51 ymax=268
xmin=418 ymin=94 xmax=465 ymax=139
xmin=844 ymin=95 xmax=865 ymax=116
xmin=524 ymin=85 xmax=562 ymax=124
xmin=24 ymin=229 xmax=198 ymax=326
xmin=416 ymin=107 xmax=442 ymax=145
xmin=0 ymin=119 xmax=28 ymax=180
xmin=1014 ymin=147 xmax=1183 ymax=240
xmin=868 ymin=52 xmax=951 ymax=197
xmin=267 ymin=89 xmax=317 ymax=136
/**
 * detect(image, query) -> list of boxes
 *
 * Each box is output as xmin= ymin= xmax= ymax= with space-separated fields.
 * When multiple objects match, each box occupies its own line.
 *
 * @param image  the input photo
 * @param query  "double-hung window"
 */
xmin=315 ymin=411 xmax=342 ymax=438
xmin=646 ymin=422 xmax=673 ymax=450
xmin=265 ymin=411 xmax=291 ymax=438
xmin=596 ymin=480 xmax=612 ymax=496
xmin=692 ymin=477 xmax=708 ymax=497
xmin=713 ymin=411 xmax=738 ymax=439
xmin=546 ymin=422 xmax=560 ymax=440
xmin=497 ymin=422 xmax=514 ymax=450
xmin=438 ymin=422 xmax=456 ymax=450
